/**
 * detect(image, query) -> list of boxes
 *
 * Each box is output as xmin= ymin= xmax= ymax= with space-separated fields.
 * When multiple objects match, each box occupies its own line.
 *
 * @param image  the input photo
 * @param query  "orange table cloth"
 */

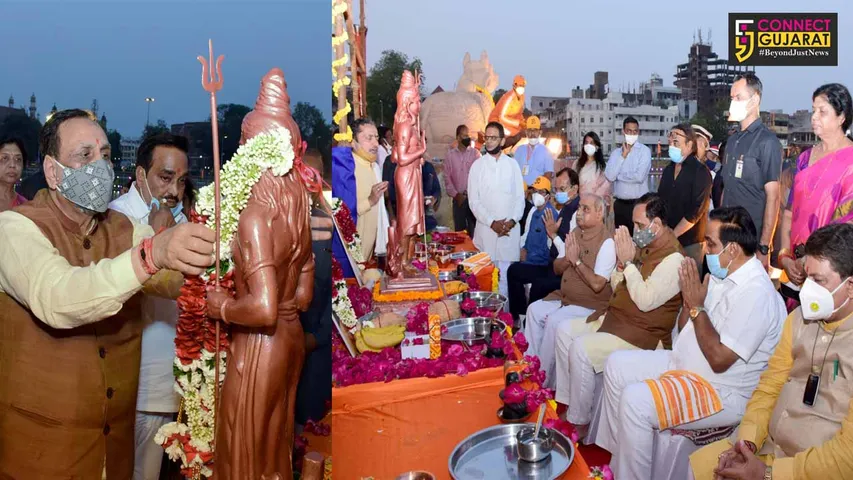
xmin=331 ymin=367 xmax=591 ymax=479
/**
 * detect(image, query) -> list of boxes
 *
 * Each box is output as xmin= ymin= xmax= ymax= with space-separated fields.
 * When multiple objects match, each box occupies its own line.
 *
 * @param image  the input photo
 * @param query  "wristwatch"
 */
xmin=758 ymin=244 xmax=770 ymax=256
xmin=764 ymin=465 xmax=772 ymax=480
xmin=689 ymin=306 xmax=706 ymax=320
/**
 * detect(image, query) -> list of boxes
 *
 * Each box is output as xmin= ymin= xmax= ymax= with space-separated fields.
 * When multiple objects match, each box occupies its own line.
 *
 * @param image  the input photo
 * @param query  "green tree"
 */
xmin=107 ymin=130 xmax=122 ymax=163
xmin=141 ymin=119 xmax=169 ymax=139
xmin=0 ymin=113 xmax=42 ymax=167
xmin=690 ymin=99 xmax=730 ymax=142
xmin=293 ymin=102 xmax=332 ymax=152
xmin=216 ymin=103 xmax=252 ymax=163
xmin=492 ymin=88 xmax=507 ymax=105
xmin=366 ymin=50 xmax=424 ymax=126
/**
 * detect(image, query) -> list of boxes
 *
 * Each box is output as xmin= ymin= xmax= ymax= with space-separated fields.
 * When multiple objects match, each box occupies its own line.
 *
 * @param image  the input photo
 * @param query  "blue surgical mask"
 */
xmin=555 ymin=191 xmax=569 ymax=204
xmin=143 ymin=177 xmax=183 ymax=219
xmin=706 ymin=244 xmax=734 ymax=279
xmin=669 ymin=146 xmax=684 ymax=163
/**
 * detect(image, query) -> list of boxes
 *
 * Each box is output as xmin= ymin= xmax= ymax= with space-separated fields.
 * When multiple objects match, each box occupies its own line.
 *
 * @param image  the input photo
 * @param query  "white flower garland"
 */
xmin=332 ymin=277 xmax=357 ymax=328
xmin=196 ymin=127 xmax=296 ymax=261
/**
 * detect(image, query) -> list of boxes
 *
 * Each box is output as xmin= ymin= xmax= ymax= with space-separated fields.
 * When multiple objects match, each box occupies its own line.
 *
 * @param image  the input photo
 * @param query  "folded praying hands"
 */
xmin=614 ymin=226 xmax=636 ymax=265
xmin=678 ymin=257 xmax=709 ymax=310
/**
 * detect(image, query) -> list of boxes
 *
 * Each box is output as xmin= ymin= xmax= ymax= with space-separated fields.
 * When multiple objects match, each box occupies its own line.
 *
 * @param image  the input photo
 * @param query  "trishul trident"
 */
xmin=198 ymin=38 xmax=224 ymax=449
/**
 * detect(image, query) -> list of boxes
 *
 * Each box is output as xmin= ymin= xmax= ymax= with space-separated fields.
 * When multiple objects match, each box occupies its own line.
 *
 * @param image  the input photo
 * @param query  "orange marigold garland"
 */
xmin=155 ymin=209 xmax=235 ymax=478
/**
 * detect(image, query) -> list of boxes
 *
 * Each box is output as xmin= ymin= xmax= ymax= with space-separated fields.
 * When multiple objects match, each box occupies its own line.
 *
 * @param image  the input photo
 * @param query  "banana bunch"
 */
xmin=354 ymin=324 xmax=406 ymax=353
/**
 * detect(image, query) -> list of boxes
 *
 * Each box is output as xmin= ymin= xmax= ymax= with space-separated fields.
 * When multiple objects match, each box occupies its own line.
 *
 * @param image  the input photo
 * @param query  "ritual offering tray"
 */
xmin=448 ymin=291 xmax=507 ymax=313
xmin=448 ymin=424 xmax=575 ymax=480
xmin=441 ymin=317 xmax=506 ymax=344
xmin=449 ymin=251 xmax=477 ymax=262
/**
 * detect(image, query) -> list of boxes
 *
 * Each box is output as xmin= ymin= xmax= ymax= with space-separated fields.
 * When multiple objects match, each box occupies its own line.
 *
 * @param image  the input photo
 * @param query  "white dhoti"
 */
xmin=554 ymin=315 xmax=603 ymax=408
xmin=525 ymin=300 xmax=596 ymax=389
xmin=134 ymin=411 xmax=173 ymax=480
xmin=598 ymin=350 xmax=748 ymax=480
xmin=562 ymin=325 xmax=640 ymax=426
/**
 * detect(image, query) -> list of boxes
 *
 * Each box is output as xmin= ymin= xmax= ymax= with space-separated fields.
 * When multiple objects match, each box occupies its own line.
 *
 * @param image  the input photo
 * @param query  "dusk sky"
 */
xmin=360 ymin=0 xmax=850 ymax=114
xmin=1 ymin=0 xmax=329 ymax=138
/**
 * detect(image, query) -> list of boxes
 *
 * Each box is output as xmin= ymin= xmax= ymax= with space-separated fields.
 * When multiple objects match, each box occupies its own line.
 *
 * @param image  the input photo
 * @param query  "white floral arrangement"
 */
xmin=196 ymin=127 xmax=296 ymax=261
xmin=332 ymin=276 xmax=358 ymax=329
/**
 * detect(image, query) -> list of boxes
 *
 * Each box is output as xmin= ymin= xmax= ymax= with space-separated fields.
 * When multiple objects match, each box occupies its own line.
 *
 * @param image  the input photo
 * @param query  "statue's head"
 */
xmin=462 ymin=51 xmax=498 ymax=93
xmin=241 ymin=68 xmax=302 ymax=153
xmin=395 ymin=70 xmax=421 ymax=122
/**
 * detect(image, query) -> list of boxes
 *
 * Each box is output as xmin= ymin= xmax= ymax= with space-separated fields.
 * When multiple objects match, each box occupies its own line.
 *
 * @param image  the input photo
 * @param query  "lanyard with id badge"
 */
xmin=734 ymin=154 xmax=744 ymax=179
xmin=522 ymin=144 xmax=533 ymax=176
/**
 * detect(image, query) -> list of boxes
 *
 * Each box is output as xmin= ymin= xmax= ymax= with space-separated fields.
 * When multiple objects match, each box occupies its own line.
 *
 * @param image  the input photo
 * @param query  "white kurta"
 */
xmin=467 ymin=152 xmax=526 ymax=262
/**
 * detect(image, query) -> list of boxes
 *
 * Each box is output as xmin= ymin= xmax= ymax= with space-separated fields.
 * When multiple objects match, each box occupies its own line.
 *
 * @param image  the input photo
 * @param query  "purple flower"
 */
xmin=504 ymin=383 xmax=528 ymax=404
xmin=513 ymin=331 xmax=529 ymax=354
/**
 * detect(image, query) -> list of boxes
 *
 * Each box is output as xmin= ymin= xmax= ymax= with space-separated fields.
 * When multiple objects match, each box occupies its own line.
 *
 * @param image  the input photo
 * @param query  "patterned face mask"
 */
xmin=632 ymin=222 xmax=657 ymax=249
xmin=54 ymin=158 xmax=116 ymax=213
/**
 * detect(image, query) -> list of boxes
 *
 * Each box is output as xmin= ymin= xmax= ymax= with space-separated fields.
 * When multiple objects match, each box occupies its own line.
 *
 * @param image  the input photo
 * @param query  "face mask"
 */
xmin=461 ymin=137 xmax=472 ymax=147
xmin=555 ymin=191 xmax=570 ymax=204
xmin=528 ymin=137 xmax=540 ymax=146
xmin=625 ymin=134 xmax=639 ymax=145
xmin=706 ymin=159 xmax=718 ymax=172
xmin=143 ymin=175 xmax=183 ymax=219
xmin=728 ymin=96 xmax=752 ymax=122
xmin=354 ymin=147 xmax=377 ymax=163
xmin=669 ymin=146 xmax=684 ymax=163
xmin=583 ymin=144 xmax=597 ymax=156
xmin=532 ymin=193 xmax=546 ymax=208
xmin=800 ymin=277 xmax=851 ymax=321
xmin=486 ymin=144 xmax=503 ymax=155
xmin=632 ymin=222 xmax=656 ymax=249
xmin=516 ymin=87 xmax=525 ymax=95
xmin=705 ymin=244 xmax=735 ymax=279
xmin=53 ymin=158 xmax=115 ymax=213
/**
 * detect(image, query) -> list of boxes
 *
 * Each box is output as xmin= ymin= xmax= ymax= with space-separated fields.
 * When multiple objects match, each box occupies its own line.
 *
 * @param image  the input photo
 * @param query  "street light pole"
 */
xmin=145 ymin=97 xmax=155 ymax=126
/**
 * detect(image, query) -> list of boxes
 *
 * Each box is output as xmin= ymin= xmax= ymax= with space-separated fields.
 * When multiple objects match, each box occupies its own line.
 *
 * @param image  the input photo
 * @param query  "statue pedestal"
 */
xmin=380 ymin=271 xmax=439 ymax=294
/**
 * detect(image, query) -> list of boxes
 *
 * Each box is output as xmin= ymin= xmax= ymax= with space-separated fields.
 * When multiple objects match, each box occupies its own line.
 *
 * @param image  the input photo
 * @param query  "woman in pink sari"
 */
xmin=0 ymin=136 xmax=27 ymax=212
xmin=571 ymin=131 xmax=611 ymax=200
xmin=779 ymin=83 xmax=853 ymax=303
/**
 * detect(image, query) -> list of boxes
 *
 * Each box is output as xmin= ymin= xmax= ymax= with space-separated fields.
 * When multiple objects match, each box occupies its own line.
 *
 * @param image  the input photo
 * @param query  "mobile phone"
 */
xmin=803 ymin=373 xmax=821 ymax=406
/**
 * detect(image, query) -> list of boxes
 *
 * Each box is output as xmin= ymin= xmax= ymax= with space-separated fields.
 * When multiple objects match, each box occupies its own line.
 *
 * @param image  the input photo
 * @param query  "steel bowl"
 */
xmin=448 ymin=291 xmax=507 ymax=312
xmin=434 ymin=226 xmax=451 ymax=233
xmin=449 ymin=251 xmax=477 ymax=262
xmin=395 ymin=471 xmax=436 ymax=480
xmin=516 ymin=426 xmax=555 ymax=463
xmin=438 ymin=270 xmax=458 ymax=282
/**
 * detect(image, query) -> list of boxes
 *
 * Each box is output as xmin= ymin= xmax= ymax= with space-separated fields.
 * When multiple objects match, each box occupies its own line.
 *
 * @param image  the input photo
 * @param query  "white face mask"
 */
xmin=728 ymin=96 xmax=753 ymax=122
xmin=528 ymin=137 xmax=540 ymax=145
xmin=800 ymin=277 xmax=851 ymax=321
xmin=516 ymin=87 xmax=525 ymax=96
xmin=625 ymin=134 xmax=639 ymax=145
xmin=532 ymin=193 xmax=546 ymax=208
xmin=583 ymin=144 xmax=597 ymax=156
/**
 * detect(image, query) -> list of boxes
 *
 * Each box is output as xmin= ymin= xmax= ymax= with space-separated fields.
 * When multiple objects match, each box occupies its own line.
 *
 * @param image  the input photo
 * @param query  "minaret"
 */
xmin=29 ymin=93 xmax=36 ymax=119
xmin=7 ymin=95 xmax=13 ymax=109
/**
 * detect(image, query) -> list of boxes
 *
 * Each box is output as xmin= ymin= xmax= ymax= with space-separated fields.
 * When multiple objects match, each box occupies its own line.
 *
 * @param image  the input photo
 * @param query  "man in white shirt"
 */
xmin=467 ymin=121 xmax=526 ymax=299
xmin=605 ymin=116 xmax=652 ymax=234
xmin=595 ymin=206 xmax=785 ymax=480
xmin=109 ymin=133 xmax=190 ymax=480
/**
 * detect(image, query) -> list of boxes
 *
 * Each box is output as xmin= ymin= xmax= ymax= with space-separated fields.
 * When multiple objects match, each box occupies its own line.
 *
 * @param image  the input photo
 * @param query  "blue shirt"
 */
xmin=523 ymin=203 xmax=558 ymax=266
xmin=604 ymin=142 xmax=652 ymax=200
xmin=514 ymin=143 xmax=555 ymax=185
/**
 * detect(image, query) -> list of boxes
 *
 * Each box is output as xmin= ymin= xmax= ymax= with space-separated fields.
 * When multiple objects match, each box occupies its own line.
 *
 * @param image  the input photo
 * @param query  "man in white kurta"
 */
xmin=524 ymin=194 xmax=616 ymax=388
xmin=468 ymin=122 xmax=526 ymax=299
xmin=108 ymin=133 xmax=191 ymax=480
xmin=595 ymin=207 xmax=785 ymax=480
